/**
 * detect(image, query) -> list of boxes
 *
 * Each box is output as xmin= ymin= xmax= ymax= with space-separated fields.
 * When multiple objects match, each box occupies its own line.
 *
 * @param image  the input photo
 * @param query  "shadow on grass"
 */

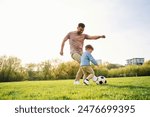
xmin=104 ymin=84 xmax=150 ymax=90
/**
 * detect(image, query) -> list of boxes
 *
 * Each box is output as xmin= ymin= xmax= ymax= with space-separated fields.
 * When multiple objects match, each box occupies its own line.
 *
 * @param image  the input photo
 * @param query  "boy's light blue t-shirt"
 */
xmin=80 ymin=51 xmax=98 ymax=66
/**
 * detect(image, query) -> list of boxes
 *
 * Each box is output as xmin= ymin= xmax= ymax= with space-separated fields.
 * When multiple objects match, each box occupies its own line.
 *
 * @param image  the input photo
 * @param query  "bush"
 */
xmin=0 ymin=55 xmax=150 ymax=82
xmin=0 ymin=56 xmax=27 ymax=82
xmin=53 ymin=61 xmax=79 ymax=80
xmin=93 ymin=65 xmax=109 ymax=77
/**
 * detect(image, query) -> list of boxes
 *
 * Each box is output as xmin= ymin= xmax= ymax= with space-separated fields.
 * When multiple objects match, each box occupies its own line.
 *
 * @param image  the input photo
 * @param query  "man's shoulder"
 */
xmin=68 ymin=31 xmax=87 ymax=35
xmin=68 ymin=31 xmax=76 ymax=35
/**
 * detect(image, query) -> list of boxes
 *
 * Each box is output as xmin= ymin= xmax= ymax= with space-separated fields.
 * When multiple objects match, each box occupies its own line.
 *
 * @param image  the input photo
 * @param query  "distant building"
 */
xmin=97 ymin=59 xmax=102 ymax=65
xmin=126 ymin=58 xmax=144 ymax=65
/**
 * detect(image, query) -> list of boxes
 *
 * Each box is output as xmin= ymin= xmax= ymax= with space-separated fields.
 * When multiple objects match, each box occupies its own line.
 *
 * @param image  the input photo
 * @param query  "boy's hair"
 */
xmin=78 ymin=23 xmax=85 ymax=28
xmin=85 ymin=45 xmax=94 ymax=50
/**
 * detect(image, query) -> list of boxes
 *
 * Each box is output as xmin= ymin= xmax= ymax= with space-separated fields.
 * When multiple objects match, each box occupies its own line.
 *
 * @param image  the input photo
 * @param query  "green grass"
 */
xmin=0 ymin=76 xmax=150 ymax=100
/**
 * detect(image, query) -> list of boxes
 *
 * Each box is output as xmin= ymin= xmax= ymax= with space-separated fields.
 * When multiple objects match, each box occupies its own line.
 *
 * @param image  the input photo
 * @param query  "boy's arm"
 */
xmin=87 ymin=53 xmax=98 ymax=65
xmin=60 ymin=33 xmax=70 ymax=56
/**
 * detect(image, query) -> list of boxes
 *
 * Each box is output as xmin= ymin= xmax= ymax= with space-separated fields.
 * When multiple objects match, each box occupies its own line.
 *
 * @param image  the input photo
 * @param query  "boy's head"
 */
xmin=85 ymin=45 xmax=94 ymax=53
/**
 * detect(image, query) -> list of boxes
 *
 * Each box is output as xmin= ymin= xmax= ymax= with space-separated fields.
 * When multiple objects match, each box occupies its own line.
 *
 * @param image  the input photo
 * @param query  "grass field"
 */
xmin=0 ymin=76 xmax=150 ymax=100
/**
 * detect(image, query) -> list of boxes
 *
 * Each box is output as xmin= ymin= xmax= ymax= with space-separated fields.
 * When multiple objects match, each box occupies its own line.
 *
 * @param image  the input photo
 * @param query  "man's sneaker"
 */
xmin=84 ymin=79 xmax=89 ymax=85
xmin=74 ymin=80 xmax=80 ymax=85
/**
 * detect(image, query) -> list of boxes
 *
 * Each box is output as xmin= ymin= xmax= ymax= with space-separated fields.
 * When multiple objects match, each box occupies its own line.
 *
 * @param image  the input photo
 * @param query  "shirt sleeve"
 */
xmin=87 ymin=53 xmax=98 ymax=65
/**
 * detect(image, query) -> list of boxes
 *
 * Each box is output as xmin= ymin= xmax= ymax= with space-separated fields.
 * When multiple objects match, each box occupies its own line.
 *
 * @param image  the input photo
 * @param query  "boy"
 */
xmin=81 ymin=45 xmax=98 ymax=85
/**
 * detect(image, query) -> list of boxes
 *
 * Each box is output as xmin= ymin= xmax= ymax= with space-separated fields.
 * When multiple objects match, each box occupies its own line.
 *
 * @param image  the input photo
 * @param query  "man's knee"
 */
xmin=71 ymin=53 xmax=81 ymax=63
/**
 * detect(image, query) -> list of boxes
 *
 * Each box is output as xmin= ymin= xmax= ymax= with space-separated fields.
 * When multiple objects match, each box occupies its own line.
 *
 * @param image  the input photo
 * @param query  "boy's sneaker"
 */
xmin=74 ymin=80 xmax=80 ymax=85
xmin=84 ymin=79 xmax=89 ymax=85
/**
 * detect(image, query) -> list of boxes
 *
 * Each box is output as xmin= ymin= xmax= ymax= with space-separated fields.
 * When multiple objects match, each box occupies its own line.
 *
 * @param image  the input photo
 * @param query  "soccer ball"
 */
xmin=96 ymin=76 xmax=107 ymax=85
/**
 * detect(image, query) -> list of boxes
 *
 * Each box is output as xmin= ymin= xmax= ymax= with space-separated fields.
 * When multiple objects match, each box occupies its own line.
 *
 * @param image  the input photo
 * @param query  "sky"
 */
xmin=0 ymin=0 xmax=150 ymax=65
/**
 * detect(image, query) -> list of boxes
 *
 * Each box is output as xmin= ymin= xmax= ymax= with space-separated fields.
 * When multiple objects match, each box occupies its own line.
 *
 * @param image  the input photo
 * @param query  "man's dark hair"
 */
xmin=85 ymin=44 xmax=94 ymax=50
xmin=78 ymin=23 xmax=85 ymax=28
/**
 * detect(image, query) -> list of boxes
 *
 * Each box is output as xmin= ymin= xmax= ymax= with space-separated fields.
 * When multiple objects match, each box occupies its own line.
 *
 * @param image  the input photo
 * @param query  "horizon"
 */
xmin=0 ymin=55 xmax=149 ymax=66
xmin=0 ymin=0 xmax=150 ymax=65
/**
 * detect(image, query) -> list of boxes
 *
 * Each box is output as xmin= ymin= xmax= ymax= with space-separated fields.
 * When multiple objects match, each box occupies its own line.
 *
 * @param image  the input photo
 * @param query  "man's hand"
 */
xmin=100 ymin=35 xmax=106 ymax=38
xmin=60 ymin=51 xmax=64 ymax=56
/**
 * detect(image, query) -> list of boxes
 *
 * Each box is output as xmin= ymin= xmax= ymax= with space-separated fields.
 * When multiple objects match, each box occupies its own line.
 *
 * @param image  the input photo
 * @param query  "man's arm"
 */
xmin=60 ymin=33 xmax=70 ymax=56
xmin=86 ymin=35 xmax=106 ymax=40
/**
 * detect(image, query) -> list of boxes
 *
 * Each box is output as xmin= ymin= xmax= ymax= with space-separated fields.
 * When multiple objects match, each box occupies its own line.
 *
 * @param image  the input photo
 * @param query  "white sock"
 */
xmin=92 ymin=76 xmax=97 ymax=82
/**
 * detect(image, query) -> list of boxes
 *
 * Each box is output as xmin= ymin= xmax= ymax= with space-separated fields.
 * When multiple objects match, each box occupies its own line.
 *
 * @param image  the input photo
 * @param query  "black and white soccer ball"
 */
xmin=96 ymin=76 xmax=107 ymax=85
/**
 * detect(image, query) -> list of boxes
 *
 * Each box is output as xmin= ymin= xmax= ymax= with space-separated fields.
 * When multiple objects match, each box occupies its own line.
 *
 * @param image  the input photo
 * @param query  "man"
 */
xmin=60 ymin=23 xmax=105 ymax=85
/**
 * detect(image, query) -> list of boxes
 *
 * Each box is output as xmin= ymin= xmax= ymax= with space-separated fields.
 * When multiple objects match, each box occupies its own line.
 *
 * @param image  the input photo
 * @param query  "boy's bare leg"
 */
xmin=83 ymin=73 xmax=88 ymax=81
xmin=87 ymin=74 xmax=95 ymax=80
xmin=82 ymin=66 xmax=95 ymax=85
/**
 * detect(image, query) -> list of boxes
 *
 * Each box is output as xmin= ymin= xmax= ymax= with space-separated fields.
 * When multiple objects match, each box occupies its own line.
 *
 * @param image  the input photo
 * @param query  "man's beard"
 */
xmin=77 ymin=31 xmax=82 ymax=35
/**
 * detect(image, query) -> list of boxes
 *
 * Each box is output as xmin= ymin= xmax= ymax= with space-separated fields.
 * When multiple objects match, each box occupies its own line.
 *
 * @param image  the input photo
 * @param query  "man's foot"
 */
xmin=84 ymin=79 xmax=89 ymax=85
xmin=74 ymin=80 xmax=80 ymax=85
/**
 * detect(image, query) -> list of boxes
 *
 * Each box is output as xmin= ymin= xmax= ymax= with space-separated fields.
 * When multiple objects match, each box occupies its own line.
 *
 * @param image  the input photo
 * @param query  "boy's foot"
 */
xmin=84 ymin=79 xmax=89 ymax=85
xmin=74 ymin=80 xmax=80 ymax=85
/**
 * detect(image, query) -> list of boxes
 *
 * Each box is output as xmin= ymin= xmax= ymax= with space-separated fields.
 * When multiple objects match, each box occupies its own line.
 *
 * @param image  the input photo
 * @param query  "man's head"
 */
xmin=85 ymin=44 xmax=94 ymax=53
xmin=77 ymin=23 xmax=85 ymax=35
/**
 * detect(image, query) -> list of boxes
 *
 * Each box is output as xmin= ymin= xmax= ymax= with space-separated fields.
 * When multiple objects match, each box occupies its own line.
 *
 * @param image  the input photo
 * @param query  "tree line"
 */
xmin=0 ymin=56 xmax=150 ymax=82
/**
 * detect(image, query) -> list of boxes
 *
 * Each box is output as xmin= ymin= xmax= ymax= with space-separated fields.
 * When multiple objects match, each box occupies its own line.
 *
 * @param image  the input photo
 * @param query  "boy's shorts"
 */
xmin=81 ymin=66 xmax=94 ymax=75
